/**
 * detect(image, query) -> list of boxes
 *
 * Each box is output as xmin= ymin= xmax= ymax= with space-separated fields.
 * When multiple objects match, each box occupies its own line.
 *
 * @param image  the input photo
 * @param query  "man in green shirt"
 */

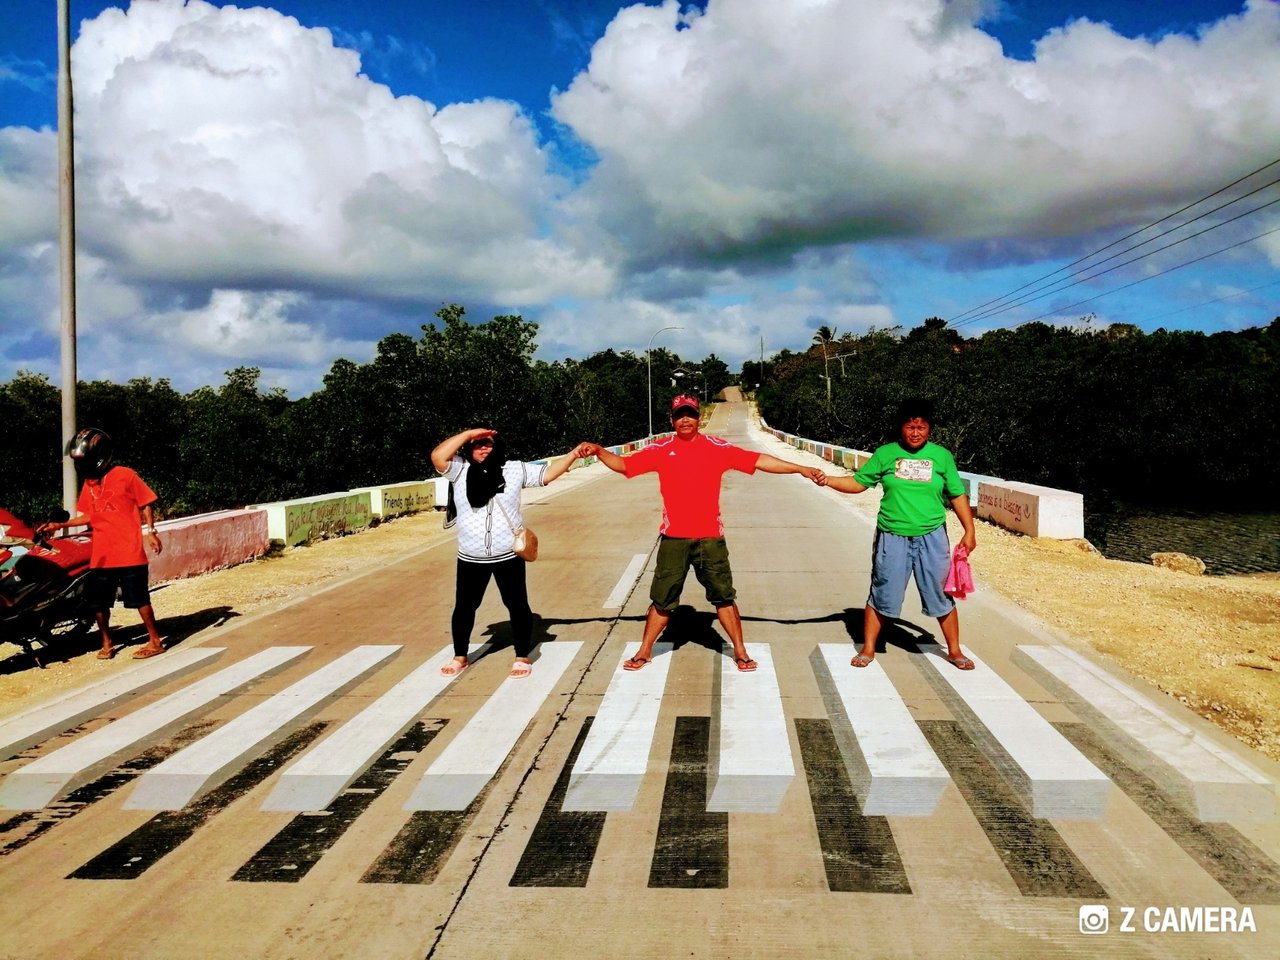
xmin=820 ymin=399 xmax=977 ymax=669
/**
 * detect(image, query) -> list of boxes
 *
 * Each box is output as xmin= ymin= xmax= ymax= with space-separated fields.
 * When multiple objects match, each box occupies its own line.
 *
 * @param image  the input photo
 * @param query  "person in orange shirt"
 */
xmin=40 ymin=428 xmax=166 ymax=660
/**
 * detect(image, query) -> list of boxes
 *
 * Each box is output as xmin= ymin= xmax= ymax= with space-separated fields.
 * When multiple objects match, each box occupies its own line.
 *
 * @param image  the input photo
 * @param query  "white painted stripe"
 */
xmin=262 ymin=643 xmax=491 ymax=812
xmin=708 ymin=644 xmax=795 ymax=813
xmin=603 ymin=554 xmax=648 ymax=609
xmin=562 ymin=641 xmax=673 ymax=812
xmin=1017 ymin=644 xmax=1276 ymax=822
xmin=124 ymin=645 xmax=400 ymax=811
xmin=924 ymin=647 xmax=1111 ymax=819
xmin=0 ymin=647 xmax=226 ymax=759
xmin=405 ymin=642 xmax=583 ymax=811
xmin=0 ymin=647 xmax=309 ymax=810
xmin=816 ymin=644 xmax=950 ymax=816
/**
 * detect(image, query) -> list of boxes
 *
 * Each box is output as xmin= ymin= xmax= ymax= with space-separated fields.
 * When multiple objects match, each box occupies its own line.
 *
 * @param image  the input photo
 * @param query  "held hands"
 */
xmin=800 ymin=466 xmax=828 ymax=485
xmin=578 ymin=442 xmax=602 ymax=459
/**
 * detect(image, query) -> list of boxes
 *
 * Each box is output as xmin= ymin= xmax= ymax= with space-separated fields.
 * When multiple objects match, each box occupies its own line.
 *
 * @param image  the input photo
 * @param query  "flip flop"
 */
xmin=440 ymin=659 xmax=469 ymax=677
xmin=947 ymin=654 xmax=975 ymax=671
xmin=131 ymin=645 xmax=165 ymax=660
xmin=850 ymin=653 xmax=874 ymax=668
xmin=510 ymin=661 xmax=532 ymax=679
xmin=734 ymin=657 xmax=758 ymax=673
xmin=97 ymin=647 xmax=116 ymax=661
xmin=623 ymin=656 xmax=651 ymax=671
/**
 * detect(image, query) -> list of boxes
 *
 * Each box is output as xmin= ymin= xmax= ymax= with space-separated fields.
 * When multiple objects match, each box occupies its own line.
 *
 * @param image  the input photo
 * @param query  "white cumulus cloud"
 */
xmin=552 ymin=0 xmax=1280 ymax=271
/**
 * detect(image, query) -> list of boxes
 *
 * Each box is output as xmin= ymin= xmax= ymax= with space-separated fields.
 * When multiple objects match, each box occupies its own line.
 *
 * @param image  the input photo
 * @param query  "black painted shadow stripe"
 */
xmin=920 ymin=720 xmax=1107 ymax=899
xmin=795 ymin=718 xmax=912 ymax=894
xmin=232 ymin=720 xmax=446 ymax=883
xmin=68 ymin=722 xmax=328 ymax=881
xmin=648 ymin=716 xmax=727 ymax=889
xmin=0 ymin=720 xmax=219 ymax=858
xmin=361 ymin=807 xmax=474 ymax=885
xmin=509 ymin=716 xmax=606 ymax=888
xmin=1055 ymin=721 xmax=1280 ymax=904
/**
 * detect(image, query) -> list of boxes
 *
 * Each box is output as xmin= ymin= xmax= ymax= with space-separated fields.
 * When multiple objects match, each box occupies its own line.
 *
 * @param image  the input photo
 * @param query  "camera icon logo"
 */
xmin=1078 ymin=905 xmax=1109 ymax=934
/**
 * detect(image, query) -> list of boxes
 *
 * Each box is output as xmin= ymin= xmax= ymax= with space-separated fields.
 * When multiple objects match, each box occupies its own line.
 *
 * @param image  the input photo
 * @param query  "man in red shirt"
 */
xmin=585 ymin=395 xmax=823 ymax=672
xmin=40 ymin=428 xmax=166 ymax=660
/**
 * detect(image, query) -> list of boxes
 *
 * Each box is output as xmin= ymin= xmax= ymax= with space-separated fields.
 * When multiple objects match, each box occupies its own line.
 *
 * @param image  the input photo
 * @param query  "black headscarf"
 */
xmin=463 ymin=434 xmax=508 ymax=507
xmin=445 ymin=435 xmax=509 ymax=527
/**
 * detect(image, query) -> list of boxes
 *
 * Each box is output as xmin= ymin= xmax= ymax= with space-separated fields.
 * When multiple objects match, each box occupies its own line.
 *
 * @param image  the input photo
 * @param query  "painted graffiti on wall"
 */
xmin=977 ymin=485 xmax=1039 ymax=531
xmin=283 ymin=494 xmax=373 ymax=547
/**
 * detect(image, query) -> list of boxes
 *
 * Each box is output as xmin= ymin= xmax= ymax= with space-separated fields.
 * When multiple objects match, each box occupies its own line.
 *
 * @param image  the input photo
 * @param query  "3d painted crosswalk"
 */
xmin=2 ymin=636 xmax=1278 ymax=899
xmin=262 ymin=643 xmax=492 ymax=812
xmin=125 ymin=644 xmax=402 ymax=810
xmin=404 ymin=641 xmax=583 ymax=810
xmin=814 ymin=644 xmax=949 ymax=816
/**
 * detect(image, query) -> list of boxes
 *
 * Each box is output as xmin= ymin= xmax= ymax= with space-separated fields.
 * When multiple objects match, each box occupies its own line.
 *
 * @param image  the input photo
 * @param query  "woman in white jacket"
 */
xmin=430 ymin=428 xmax=587 ymax=678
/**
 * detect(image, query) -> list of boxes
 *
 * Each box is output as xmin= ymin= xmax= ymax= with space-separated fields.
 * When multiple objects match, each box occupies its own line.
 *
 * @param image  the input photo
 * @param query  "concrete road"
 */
xmin=1 ymin=399 xmax=1277 ymax=960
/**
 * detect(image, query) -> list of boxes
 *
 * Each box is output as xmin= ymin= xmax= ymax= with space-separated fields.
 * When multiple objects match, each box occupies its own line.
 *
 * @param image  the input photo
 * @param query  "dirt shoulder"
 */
xmin=967 ymin=520 xmax=1280 ymax=761
xmin=2 ymin=478 xmax=1277 ymax=764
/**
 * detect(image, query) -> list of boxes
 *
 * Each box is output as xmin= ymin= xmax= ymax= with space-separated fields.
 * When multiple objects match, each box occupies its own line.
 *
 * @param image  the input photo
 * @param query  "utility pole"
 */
xmin=57 ymin=0 xmax=78 ymax=511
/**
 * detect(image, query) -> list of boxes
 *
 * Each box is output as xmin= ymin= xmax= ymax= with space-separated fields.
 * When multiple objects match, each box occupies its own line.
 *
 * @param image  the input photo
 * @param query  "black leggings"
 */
xmin=451 ymin=556 xmax=533 ymax=658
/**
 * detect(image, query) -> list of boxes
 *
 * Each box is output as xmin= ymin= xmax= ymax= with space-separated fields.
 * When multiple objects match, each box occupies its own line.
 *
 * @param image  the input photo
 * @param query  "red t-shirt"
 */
xmin=76 ymin=465 xmax=157 ymax=569
xmin=624 ymin=434 xmax=760 ymax=538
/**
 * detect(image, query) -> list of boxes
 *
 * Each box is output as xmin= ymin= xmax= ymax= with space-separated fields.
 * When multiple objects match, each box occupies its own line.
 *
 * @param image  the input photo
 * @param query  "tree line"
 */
xmin=757 ymin=316 xmax=1280 ymax=511
xmin=1 ymin=305 xmax=733 ymax=522
xmin=7 ymin=306 xmax=1275 ymax=523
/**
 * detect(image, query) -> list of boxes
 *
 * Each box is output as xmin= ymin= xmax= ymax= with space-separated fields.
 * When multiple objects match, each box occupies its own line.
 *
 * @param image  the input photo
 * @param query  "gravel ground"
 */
xmin=2 ymin=486 xmax=1277 ymax=763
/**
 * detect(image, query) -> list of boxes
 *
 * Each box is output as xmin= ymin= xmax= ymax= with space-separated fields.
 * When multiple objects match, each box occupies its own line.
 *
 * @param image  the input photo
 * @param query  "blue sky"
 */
xmin=1 ymin=0 xmax=1276 ymax=393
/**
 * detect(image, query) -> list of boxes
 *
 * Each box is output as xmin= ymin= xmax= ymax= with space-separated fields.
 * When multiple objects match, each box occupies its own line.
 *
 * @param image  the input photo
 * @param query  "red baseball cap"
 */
xmin=671 ymin=394 xmax=700 ymax=417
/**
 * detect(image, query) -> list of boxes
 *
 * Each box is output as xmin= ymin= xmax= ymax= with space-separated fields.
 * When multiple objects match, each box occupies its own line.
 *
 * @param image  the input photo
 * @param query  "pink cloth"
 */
xmin=944 ymin=544 xmax=974 ymax=599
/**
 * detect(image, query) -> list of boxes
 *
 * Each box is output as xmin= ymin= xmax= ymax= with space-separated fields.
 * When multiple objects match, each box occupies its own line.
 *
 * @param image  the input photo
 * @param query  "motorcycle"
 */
xmin=0 ymin=507 xmax=94 ymax=667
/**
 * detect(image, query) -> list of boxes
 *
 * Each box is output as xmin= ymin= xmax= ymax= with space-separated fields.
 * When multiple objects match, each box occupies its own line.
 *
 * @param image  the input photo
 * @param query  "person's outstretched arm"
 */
xmin=580 ymin=443 xmax=627 ymax=474
xmin=754 ymin=453 xmax=826 ymax=484
xmin=431 ymin=428 xmax=495 ymax=473
xmin=822 ymin=475 xmax=869 ymax=494
xmin=542 ymin=443 xmax=592 ymax=484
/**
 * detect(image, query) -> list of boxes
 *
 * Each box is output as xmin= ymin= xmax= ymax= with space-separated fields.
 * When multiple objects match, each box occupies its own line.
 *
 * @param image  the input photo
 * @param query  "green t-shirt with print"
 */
xmin=853 ymin=441 xmax=965 ymax=536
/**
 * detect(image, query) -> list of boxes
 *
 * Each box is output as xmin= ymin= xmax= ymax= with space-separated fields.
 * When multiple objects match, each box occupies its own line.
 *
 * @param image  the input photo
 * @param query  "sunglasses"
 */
xmin=472 ymin=439 xmax=494 ymax=448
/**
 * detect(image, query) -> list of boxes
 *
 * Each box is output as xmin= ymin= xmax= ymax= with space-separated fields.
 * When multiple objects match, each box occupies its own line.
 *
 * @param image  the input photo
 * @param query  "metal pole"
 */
xmin=57 ymin=0 xmax=78 ymax=512
xmin=823 ymin=341 xmax=831 ymax=403
xmin=646 ymin=325 xmax=681 ymax=437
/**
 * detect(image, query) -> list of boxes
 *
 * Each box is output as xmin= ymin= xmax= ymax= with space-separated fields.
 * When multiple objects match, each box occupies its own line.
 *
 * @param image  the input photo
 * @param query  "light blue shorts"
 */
xmin=867 ymin=526 xmax=955 ymax=619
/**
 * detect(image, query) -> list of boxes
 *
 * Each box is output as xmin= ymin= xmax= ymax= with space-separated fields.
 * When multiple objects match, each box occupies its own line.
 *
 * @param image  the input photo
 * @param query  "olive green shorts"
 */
xmin=649 ymin=536 xmax=736 ymax=612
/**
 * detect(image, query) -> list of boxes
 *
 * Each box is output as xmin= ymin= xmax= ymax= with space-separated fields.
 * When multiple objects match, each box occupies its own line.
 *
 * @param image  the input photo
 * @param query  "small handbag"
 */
xmin=496 ymin=499 xmax=538 ymax=562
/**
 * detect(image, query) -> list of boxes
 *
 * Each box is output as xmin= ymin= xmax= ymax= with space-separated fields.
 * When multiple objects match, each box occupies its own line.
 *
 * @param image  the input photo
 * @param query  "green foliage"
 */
xmin=755 ymin=318 xmax=1280 ymax=509
xmin=0 ymin=304 xmax=719 ymax=518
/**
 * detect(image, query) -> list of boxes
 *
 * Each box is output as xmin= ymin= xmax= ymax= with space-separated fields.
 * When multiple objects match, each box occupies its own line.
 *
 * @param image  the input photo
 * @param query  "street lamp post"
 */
xmin=647 ymin=325 xmax=681 ymax=437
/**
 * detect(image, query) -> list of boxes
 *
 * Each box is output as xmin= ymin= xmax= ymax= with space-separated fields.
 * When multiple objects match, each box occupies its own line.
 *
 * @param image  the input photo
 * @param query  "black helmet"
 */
xmin=67 ymin=427 xmax=114 ymax=479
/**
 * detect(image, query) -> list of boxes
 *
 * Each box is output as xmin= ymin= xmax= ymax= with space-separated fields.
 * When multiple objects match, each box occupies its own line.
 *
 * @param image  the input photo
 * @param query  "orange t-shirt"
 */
xmin=76 ymin=466 xmax=157 ymax=568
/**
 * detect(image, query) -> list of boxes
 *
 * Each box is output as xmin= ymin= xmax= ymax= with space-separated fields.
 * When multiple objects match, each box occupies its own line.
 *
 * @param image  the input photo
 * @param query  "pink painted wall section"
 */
xmin=146 ymin=509 xmax=270 ymax=583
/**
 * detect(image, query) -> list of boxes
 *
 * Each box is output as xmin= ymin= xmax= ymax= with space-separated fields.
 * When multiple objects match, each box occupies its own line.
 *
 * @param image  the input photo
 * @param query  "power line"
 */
xmin=955 ymin=193 xmax=1280 ymax=326
xmin=946 ymin=154 xmax=1280 ymax=327
xmin=1137 ymin=278 xmax=1280 ymax=325
xmin=1016 ymin=223 xmax=1280 ymax=326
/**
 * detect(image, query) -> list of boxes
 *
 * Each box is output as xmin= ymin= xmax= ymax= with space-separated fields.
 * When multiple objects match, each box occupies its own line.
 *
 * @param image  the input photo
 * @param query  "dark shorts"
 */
xmin=649 ymin=536 xmax=736 ymax=613
xmin=86 ymin=565 xmax=152 ymax=611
